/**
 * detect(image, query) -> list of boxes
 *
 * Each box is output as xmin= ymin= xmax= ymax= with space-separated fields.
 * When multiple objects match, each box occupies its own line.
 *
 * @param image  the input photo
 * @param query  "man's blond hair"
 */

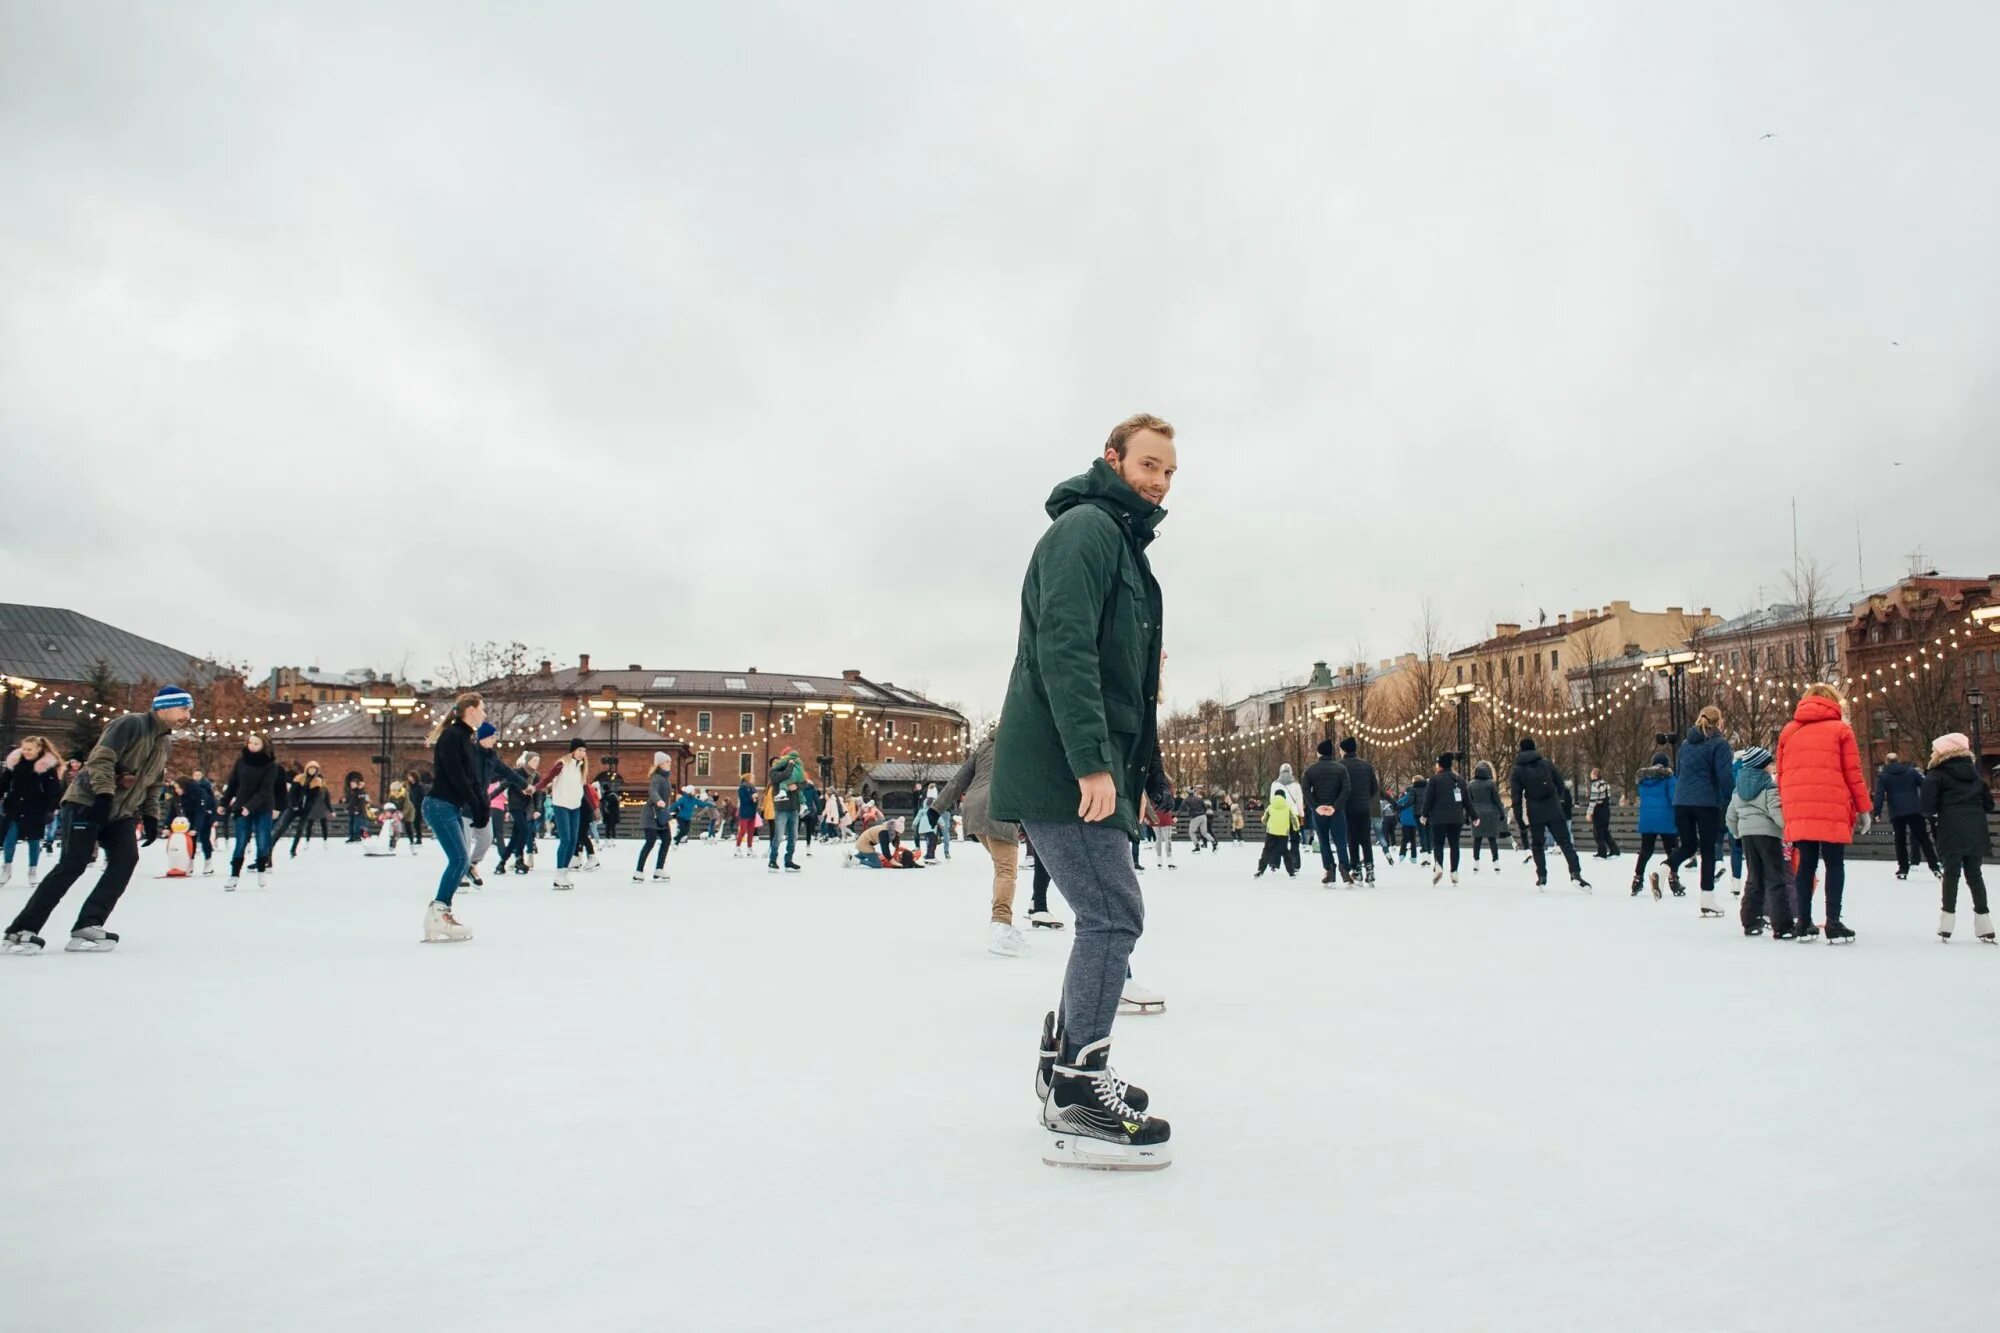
xmin=1105 ymin=413 xmax=1174 ymax=458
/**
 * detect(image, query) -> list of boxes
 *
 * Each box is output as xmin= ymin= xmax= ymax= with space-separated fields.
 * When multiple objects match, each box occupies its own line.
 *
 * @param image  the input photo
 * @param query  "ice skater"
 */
xmin=1725 ymin=745 xmax=1792 ymax=938
xmin=3 ymin=686 xmax=190 ymax=954
xmin=989 ymin=414 xmax=1176 ymax=1170
xmin=419 ymin=692 xmax=488 ymax=942
xmin=633 ymin=753 xmax=677 ymax=882
xmin=1923 ymin=732 xmax=1994 ymax=943
xmin=929 ymin=724 xmax=1029 ymax=957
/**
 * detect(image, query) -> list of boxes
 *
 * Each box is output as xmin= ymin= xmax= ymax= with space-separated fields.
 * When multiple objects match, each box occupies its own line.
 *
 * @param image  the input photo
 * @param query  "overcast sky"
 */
xmin=4 ymin=2 xmax=1996 ymax=716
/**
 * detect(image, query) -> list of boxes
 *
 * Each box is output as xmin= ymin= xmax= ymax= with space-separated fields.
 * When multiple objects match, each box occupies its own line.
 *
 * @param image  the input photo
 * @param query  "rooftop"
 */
xmin=0 ymin=603 xmax=223 ymax=688
xmin=498 ymin=662 xmax=960 ymax=717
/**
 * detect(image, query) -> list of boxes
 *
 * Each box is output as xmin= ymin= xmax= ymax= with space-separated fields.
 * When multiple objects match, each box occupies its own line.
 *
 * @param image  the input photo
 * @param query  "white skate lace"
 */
xmin=1090 ymin=1069 xmax=1144 ymax=1122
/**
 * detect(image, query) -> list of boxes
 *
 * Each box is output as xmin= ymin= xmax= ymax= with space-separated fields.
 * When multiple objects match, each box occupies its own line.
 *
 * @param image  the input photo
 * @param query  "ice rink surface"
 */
xmin=4 ymin=833 xmax=1996 ymax=1331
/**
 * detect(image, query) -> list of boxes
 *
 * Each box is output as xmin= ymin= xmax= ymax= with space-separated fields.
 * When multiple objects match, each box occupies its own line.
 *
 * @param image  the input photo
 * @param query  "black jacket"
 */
xmin=179 ymin=778 xmax=217 ymax=825
xmin=1421 ymin=769 xmax=1469 ymax=827
xmin=1337 ymin=755 xmax=1379 ymax=815
xmin=1302 ymin=758 xmax=1351 ymax=815
xmin=1509 ymin=750 xmax=1572 ymax=826
xmin=345 ymin=784 xmax=369 ymax=815
xmin=223 ymin=749 xmax=284 ymax=815
xmin=429 ymin=722 xmax=488 ymax=825
xmin=1873 ymin=761 xmax=1924 ymax=819
xmin=504 ymin=764 xmax=538 ymax=817
xmin=1 ymin=758 xmax=65 ymax=833
xmin=1921 ymin=755 xmax=1993 ymax=859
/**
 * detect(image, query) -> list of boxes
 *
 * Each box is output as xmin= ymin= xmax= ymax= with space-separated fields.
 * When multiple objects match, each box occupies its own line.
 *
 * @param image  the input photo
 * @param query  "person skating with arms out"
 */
xmin=989 ymin=414 xmax=1175 ymax=1170
xmin=3 ymin=686 xmax=191 ymax=954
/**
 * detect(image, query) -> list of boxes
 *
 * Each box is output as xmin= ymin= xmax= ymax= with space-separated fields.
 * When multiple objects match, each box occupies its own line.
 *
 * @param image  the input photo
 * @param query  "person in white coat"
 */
xmin=536 ymin=740 xmax=589 ymax=890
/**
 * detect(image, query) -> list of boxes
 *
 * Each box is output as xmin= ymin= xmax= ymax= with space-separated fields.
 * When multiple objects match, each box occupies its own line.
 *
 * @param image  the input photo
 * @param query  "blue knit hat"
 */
xmin=1738 ymin=745 xmax=1773 ymax=770
xmin=476 ymin=721 xmax=497 ymax=741
xmin=152 ymin=685 xmax=193 ymax=711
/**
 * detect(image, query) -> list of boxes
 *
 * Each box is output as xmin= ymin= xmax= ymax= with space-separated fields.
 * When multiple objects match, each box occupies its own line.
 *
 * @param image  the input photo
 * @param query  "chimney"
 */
xmin=1699 ymin=606 xmax=1711 ymax=618
xmin=1495 ymin=623 xmax=1521 ymax=639
xmin=842 ymin=669 xmax=862 ymax=682
xmin=1609 ymin=600 xmax=1632 ymax=614
xmin=747 ymin=667 xmax=757 ymax=674
xmin=1666 ymin=606 xmax=1683 ymax=617
xmin=627 ymin=663 xmax=642 ymax=671
xmin=1572 ymin=608 xmax=1587 ymax=624
xmin=578 ymin=653 xmax=592 ymax=675
xmin=538 ymin=659 xmax=553 ymax=679
xmin=1557 ymin=613 xmax=1567 ymax=627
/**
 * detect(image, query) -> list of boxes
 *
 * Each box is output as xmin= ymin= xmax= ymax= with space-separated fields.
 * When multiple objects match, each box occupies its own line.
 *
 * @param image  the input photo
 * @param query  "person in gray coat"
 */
xmin=930 ymin=728 xmax=1027 ymax=957
xmin=632 ymin=753 xmax=677 ymax=882
xmin=1466 ymin=761 xmax=1510 ymax=872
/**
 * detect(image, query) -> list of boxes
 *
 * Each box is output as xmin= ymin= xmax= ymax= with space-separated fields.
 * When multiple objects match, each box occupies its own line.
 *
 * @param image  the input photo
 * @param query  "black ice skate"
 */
xmin=1036 ymin=1011 xmax=1147 ymax=1111
xmin=1795 ymin=922 xmax=1821 ymax=942
xmin=1042 ymin=1037 xmax=1171 ymax=1171
xmin=1824 ymin=921 xmax=1856 ymax=945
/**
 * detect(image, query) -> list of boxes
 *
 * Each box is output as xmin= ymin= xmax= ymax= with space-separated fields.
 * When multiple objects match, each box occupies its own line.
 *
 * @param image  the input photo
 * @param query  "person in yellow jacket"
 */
xmin=1255 ymin=788 xmax=1298 ymax=879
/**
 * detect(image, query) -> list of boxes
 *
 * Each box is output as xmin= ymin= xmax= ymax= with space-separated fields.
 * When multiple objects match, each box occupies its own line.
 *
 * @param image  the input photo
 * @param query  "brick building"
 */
xmin=0 ymin=603 xmax=226 ymax=753
xmin=268 ymin=655 xmax=968 ymax=800
xmin=1845 ymin=574 xmax=1999 ymax=774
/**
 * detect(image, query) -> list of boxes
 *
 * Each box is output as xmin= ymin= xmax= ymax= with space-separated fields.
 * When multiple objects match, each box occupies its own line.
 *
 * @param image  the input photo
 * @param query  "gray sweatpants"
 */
xmin=1022 ymin=820 xmax=1145 ymax=1053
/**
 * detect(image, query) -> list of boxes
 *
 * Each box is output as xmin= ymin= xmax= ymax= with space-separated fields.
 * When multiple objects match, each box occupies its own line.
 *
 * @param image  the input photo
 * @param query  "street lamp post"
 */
xmin=361 ymin=695 xmax=418 ymax=803
xmin=1970 ymin=687 xmax=1986 ymax=779
xmin=804 ymin=701 xmax=856 ymax=792
xmin=1643 ymin=651 xmax=1698 ymax=753
xmin=1439 ymin=683 xmax=1477 ymax=766
xmin=588 ymin=694 xmax=644 ymax=776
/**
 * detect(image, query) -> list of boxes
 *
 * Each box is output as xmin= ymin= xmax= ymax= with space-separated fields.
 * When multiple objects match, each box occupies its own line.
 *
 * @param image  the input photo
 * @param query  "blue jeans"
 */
xmin=2 ymin=818 xmax=43 ymax=869
xmin=1312 ymin=812 xmax=1352 ymax=876
xmin=857 ymin=852 xmax=882 ymax=868
xmin=231 ymin=810 xmax=275 ymax=873
xmin=768 ymin=809 xmax=798 ymax=866
xmin=424 ymin=797 xmax=471 ymax=906
xmin=552 ymin=805 xmax=581 ymax=869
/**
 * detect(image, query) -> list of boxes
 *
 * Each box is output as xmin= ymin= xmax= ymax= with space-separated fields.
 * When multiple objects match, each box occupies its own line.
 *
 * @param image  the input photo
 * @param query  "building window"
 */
xmin=780 ymin=715 xmax=795 ymax=734
xmin=1501 ymin=658 xmax=1510 ymax=680
xmin=1825 ymin=636 xmax=1839 ymax=665
xmin=739 ymin=752 xmax=754 ymax=775
xmin=697 ymin=711 xmax=712 ymax=734
xmin=1456 ymin=664 xmax=1464 ymax=683
xmin=695 ymin=752 xmax=711 ymax=778
xmin=1548 ymin=650 xmax=1558 ymax=670
xmin=1730 ymin=650 xmax=1741 ymax=670
xmin=1517 ymin=655 xmax=1525 ymax=676
xmin=739 ymin=711 xmax=754 ymax=735
xmin=724 ymin=677 xmax=748 ymax=691
xmin=1786 ymin=642 xmax=1796 ymax=668
xmin=884 ymin=719 xmax=896 ymax=739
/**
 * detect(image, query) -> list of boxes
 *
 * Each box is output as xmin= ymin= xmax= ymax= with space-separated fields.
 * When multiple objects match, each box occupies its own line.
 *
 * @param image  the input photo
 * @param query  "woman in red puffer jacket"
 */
xmin=1776 ymin=684 xmax=1872 ymax=943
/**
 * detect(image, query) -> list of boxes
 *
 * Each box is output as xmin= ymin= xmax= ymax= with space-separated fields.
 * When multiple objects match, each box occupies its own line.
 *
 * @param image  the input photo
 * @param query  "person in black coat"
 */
xmin=1874 ymin=752 xmax=1939 ymax=879
xmin=1 ymin=735 xmax=66 ymax=884
xmin=221 ymin=736 xmax=285 ymax=884
xmin=179 ymin=770 xmax=218 ymax=871
xmin=1336 ymin=738 xmax=1379 ymax=882
xmin=418 ymin=695 xmax=488 ymax=942
xmin=1508 ymin=737 xmax=1589 ymax=889
xmin=1420 ymin=752 xmax=1470 ymax=881
xmin=1922 ymin=734 xmax=1994 ymax=940
xmin=1302 ymin=739 xmax=1354 ymax=884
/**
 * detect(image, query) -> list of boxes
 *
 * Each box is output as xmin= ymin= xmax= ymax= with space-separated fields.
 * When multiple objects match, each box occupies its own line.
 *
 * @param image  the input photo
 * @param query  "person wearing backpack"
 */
xmin=1508 ymin=737 xmax=1590 ymax=891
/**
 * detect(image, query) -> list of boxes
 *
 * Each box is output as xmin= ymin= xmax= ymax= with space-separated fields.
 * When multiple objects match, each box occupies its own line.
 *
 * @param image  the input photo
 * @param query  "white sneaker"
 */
xmin=422 ymin=901 xmax=472 ymax=942
xmin=987 ymin=921 xmax=1030 ymax=957
xmin=1119 ymin=981 xmax=1165 ymax=1015
xmin=65 ymin=927 xmax=119 ymax=952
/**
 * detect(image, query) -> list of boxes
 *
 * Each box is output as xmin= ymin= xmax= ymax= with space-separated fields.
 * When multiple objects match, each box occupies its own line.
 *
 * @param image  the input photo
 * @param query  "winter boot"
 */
xmin=65 ymin=927 xmax=119 ymax=953
xmin=422 ymin=901 xmax=472 ymax=942
xmin=1699 ymin=890 xmax=1725 ymax=918
xmin=1041 ymin=1037 xmax=1171 ymax=1171
xmin=1939 ymin=911 xmax=1956 ymax=941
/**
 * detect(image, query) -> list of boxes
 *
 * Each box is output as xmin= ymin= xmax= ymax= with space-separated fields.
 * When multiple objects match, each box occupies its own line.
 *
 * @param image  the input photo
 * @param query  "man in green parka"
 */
xmin=990 ymin=413 xmax=1176 ymax=1170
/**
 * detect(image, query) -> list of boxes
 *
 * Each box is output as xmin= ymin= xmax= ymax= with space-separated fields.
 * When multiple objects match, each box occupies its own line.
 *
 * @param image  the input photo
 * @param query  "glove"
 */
xmin=1857 ymin=812 xmax=1873 ymax=837
xmin=88 ymin=793 xmax=113 ymax=826
xmin=471 ymin=808 xmax=489 ymax=830
xmin=141 ymin=815 xmax=161 ymax=847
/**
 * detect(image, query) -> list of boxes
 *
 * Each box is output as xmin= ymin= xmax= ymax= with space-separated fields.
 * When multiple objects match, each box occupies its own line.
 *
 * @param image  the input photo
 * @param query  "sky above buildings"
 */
xmin=4 ymin=2 xmax=1996 ymax=716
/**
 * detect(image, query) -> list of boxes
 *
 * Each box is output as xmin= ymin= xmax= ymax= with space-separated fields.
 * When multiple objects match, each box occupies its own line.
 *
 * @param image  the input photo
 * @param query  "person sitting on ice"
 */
xmin=852 ymin=822 xmax=916 ymax=868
